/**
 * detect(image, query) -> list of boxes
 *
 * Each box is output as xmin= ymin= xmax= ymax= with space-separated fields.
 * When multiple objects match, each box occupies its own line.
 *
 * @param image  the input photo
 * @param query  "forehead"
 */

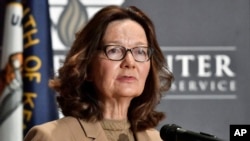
xmin=102 ymin=19 xmax=148 ymax=45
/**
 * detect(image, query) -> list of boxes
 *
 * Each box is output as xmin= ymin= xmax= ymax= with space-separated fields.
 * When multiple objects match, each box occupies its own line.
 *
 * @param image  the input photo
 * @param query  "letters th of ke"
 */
xmin=23 ymin=7 xmax=42 ymax=129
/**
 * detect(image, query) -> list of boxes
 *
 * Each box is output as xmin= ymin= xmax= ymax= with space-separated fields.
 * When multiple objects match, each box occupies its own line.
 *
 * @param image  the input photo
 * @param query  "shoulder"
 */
xmin=24 ymin=116 xmax=87 ymax=141
xmin=146 ymin=128 xmax=162 ymax=141
xmin=137 ymin=128 xmax=162 ymax=141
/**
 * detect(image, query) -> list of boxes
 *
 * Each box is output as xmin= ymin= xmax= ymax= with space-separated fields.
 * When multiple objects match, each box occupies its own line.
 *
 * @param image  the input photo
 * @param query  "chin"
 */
xmin=120 ymin=92 xmax=142 ymax=98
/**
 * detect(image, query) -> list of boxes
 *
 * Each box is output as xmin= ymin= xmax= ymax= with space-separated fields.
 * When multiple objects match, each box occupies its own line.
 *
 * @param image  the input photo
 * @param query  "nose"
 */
xmin=120 ymin=51 xmax=136 ymax=68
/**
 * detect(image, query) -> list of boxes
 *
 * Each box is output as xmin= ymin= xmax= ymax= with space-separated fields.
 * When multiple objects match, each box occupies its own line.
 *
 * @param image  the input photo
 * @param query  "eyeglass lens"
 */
xmin=104 ymin=45 xmax=152 ymax=62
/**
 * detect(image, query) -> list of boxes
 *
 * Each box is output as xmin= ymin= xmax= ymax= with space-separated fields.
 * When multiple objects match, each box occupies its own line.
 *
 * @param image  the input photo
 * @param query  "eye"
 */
xmin=134 ymin=47 xmax=147 ymax=55
xmin=106 ymin=47 xmax=120 ymax=54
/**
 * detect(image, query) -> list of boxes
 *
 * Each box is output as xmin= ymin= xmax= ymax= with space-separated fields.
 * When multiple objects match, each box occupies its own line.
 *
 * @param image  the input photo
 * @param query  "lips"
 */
xmin=116 ymin=75 xmax=137 ymax=82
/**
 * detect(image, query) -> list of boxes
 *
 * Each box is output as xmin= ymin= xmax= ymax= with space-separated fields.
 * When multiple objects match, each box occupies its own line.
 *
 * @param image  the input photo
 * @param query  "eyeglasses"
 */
xmin=102 ymin=45 xmax=153 ymax=62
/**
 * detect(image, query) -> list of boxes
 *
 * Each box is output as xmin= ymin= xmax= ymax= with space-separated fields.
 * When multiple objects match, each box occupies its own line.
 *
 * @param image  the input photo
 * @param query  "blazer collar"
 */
xmin=78 ymin=119 xmax=109 ymax=141
xmin=78 ymin=119 xmax=151 ymax=141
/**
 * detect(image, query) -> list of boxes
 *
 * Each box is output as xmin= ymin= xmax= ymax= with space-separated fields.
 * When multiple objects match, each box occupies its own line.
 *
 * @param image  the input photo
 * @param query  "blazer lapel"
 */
xmin=78 ymin=119 xmax=109 ymax=141
xmin=77 ymin=118 xmax=160 ymax=141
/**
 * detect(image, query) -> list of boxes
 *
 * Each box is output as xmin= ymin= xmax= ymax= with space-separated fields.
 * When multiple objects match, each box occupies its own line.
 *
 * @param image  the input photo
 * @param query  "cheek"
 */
xmin=92 ymin=60 xmax=119 ymax=85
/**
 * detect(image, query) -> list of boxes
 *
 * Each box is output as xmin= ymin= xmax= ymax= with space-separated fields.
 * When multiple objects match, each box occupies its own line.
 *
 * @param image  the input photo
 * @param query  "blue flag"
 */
xmin=22 ymin=0 xmax=59 ymax=135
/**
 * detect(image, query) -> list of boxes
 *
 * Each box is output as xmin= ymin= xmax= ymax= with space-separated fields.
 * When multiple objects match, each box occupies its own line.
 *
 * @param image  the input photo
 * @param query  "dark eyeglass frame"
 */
xmin=101 ymin=45 xmax=154 ymax=62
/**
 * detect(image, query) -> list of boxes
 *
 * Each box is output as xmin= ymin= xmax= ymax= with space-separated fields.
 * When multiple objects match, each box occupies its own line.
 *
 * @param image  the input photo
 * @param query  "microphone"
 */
xmin=160 ymin=124 xmax=224 ymax=141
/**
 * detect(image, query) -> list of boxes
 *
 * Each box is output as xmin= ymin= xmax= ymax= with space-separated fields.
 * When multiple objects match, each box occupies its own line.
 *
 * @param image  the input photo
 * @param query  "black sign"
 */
xmin=230 ymin=125 xmax=250 ymax=141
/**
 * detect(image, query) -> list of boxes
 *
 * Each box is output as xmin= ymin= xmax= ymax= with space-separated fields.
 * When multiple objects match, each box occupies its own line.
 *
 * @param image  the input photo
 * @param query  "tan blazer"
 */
xmin=24 ymin=116 xmax=162 ymax=141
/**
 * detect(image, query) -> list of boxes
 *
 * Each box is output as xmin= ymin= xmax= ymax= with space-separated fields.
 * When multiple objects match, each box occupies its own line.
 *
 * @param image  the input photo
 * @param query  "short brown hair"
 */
xmin=49 ymin=5 xmax=173 ymax=131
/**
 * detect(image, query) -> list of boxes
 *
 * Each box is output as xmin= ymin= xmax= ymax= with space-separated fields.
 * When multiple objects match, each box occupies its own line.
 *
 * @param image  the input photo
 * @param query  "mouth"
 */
xmin=116 ymin=75 xmax=137 ymax=83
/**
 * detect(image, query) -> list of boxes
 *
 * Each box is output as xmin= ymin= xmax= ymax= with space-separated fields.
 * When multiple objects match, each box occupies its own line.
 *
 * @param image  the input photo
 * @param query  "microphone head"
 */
xmin=160 ymin=124 xmax=181 ymax=141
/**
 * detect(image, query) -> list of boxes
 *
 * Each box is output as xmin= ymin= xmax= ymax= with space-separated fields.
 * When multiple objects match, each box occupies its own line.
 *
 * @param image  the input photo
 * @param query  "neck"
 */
xmin=102 ymin=97 xmax=132 ymax=120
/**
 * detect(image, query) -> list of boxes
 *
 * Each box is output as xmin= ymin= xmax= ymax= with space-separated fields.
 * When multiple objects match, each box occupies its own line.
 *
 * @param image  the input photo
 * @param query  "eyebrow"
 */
xmin=104 ymin=41 xmax=148 ymax=46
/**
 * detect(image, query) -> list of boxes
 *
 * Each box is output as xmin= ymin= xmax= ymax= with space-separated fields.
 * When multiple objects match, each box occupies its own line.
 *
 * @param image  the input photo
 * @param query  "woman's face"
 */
xmin=91 ymin=19 xmax=150 ymax=100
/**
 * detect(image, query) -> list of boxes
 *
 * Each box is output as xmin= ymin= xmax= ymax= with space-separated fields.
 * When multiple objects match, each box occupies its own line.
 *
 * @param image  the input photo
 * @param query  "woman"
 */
xmin=24 ymin=5 xmax=173 ymax=141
